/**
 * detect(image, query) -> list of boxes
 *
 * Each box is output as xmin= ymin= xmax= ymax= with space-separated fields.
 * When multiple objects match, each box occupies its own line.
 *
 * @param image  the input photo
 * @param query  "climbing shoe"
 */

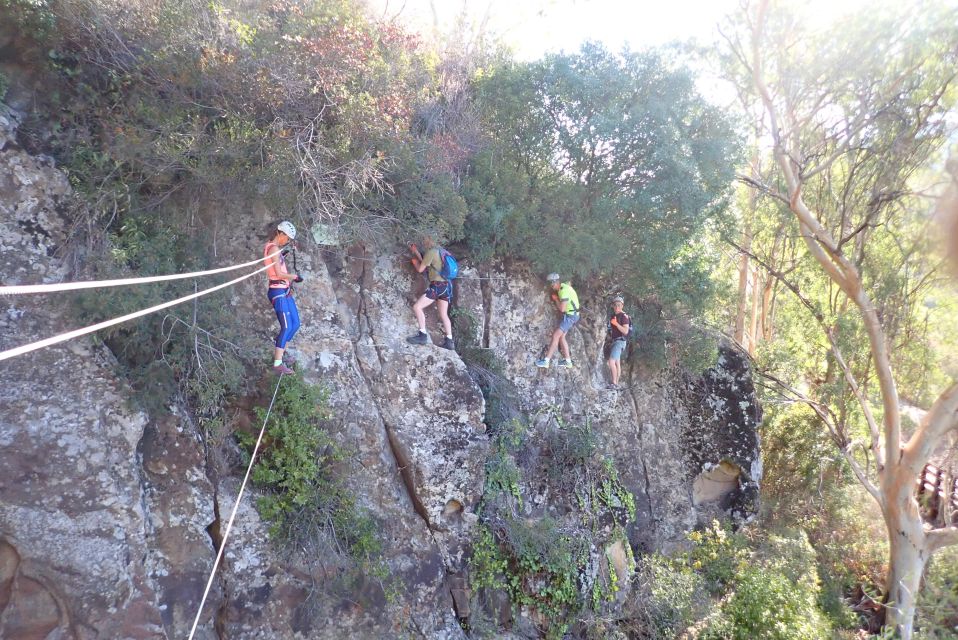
xmin=273 ymin=363 xmax=294 ymax=376
xmin=406 ymin=331 xmax=430 ymax=346
xmin=535 ymin=358 xmax=550 ymax=368
xmin=557 ymin=359 xmax=573 ymax=368
xmin=441 ymin=337 xmax=455 ymax=351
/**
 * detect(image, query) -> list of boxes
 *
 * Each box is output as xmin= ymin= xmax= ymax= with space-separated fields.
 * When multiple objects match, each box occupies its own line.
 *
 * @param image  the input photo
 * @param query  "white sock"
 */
xmin=273 ymin=359 xmax=282 ymax=367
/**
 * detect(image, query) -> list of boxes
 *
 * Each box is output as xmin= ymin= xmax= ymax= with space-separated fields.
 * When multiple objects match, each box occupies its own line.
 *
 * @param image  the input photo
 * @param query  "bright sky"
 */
xmin=365 ymin=0 xmax=874 ymax=61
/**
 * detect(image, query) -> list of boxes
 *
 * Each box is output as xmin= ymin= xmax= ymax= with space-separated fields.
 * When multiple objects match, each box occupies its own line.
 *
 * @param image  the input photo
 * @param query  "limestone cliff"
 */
xmin=0 ymin=107 xmax=760 ymax=639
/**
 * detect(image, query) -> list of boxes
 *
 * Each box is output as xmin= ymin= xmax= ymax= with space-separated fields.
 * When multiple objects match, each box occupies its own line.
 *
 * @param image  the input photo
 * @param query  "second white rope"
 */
xmin=187 ymin=374 xmax=284 ymax=640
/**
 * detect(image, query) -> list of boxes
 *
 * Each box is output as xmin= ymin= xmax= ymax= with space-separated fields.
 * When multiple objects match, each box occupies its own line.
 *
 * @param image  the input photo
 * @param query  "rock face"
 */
xmin=0 ymin=108 xmax=761 ymax=639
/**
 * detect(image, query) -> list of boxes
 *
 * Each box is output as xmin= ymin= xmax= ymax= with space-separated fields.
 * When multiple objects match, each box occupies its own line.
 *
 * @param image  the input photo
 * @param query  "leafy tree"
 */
xmin=464 ymin=43 xmax=742 ymax=314
xmin=723 ymin=1 xmax=958 ymax=636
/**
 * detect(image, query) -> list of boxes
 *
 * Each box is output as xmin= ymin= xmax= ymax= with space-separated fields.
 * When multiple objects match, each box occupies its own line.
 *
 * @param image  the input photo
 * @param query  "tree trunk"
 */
xmin=760 ymin=275 xmax=774 ymax=341
xmin=882 ymin=487 xmax=929 ymax=640
xmin=733 ymin=228 xmax=751 ymax=346
xmin=734 ymin=150 xmax=759 ymax=346
xmin=748 ymin=265 xmax=761 ymax=355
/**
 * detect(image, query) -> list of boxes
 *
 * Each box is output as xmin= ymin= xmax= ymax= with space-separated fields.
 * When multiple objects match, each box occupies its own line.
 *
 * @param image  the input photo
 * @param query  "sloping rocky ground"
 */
xmin=0 ymin=105 xmax=760 ymax=639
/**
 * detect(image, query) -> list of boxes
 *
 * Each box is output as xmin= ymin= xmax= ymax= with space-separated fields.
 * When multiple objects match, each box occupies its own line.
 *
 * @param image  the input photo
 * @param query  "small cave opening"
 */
xmin=692 ymin=460 xmax=742 ymax=508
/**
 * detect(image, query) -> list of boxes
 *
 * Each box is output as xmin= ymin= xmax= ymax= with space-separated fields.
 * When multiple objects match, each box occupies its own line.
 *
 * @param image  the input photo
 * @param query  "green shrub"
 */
xmin=0 ymin=0 xmax=57 ymax=41
xmin=701 ymin=560 xmax=832 ymax=640
xmin=687 ymin=520 xmax=749 ymax=593
xmin=915 ymin=547 xmax=958 ymax=639
xmin=637 ymin=554 xmax=708 ymax=639
xmin=469 ymin=520 xmax=586 ymax=640
xmin=470 ymin=415 xmax=639 ymax=638
xmin=72 ymin=211 xmax=249 ymax=417
xmin=505 ymin=517 xmax=589 ymax=639
xmin=238 ymin=377 xmax=386 ymax=573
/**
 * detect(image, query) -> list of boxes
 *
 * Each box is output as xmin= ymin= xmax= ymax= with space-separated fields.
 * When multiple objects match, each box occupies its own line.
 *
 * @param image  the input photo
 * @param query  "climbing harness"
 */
xmin=187 ymin=373 xmax=285 ymax=640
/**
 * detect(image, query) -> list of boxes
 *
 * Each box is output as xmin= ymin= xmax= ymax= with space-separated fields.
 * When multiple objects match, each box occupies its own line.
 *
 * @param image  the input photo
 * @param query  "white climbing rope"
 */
xmin=187 ymin=374 xmax=284 ymax=640
xmin=0 ymin=262 xmax=273 ymax=362
xmin=0 ymin=249 xmax=280 ymax=295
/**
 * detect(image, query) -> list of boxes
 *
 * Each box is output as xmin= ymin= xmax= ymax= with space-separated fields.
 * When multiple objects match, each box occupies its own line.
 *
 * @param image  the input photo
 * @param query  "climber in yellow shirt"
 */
xmin=536 ymin=273 xmax=579 ymax=369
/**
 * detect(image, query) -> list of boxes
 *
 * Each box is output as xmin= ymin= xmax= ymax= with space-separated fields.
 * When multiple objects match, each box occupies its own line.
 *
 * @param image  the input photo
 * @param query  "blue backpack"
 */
xmin=439 ymin=247 xmax=459 ymax=280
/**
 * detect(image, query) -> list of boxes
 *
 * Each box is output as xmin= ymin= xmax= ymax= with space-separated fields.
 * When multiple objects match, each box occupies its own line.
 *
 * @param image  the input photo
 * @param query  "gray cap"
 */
xmin=546 ymin=272 xmax=561 ymax=282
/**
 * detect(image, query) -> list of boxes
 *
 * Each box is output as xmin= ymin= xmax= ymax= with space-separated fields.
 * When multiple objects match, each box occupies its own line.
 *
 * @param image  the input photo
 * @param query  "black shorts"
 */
xmin=425 ymin=281 xmax=452 ymax=302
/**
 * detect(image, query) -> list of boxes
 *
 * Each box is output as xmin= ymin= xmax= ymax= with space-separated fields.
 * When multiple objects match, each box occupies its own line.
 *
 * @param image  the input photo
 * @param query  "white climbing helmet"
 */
xmin=546 ymin=272 xmax=561 ymax=283
xmin=612 ymin=295 xmax=624 ymax=304
xmin=277 ymin=220 xmax=297 ymax=240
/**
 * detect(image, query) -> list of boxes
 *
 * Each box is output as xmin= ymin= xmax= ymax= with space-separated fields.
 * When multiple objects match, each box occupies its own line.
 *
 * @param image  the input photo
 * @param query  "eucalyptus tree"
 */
xmin=724 ymin=1 xmax=958 ymax=635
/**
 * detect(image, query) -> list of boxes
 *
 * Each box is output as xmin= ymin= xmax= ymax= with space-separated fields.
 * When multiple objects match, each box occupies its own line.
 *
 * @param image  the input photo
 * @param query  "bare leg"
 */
xmin=274 ymin=346 xmax=284 ymax=363
xmin=607 ymin=358 xmax=616 ymax=384
xmin=544 ymin=329 xmax=564 ymax=360
xmin=413 ymin=294 xmax=435 ymax=331
xmin=559 ymin=334 xmax=570 ymax=360
xmin=437 ymin=299 xmax=452 ymax=337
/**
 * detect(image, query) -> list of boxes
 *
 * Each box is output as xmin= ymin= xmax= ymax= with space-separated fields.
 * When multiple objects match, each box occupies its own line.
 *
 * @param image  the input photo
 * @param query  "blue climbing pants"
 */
xmin=268 ymin=288 xmax=301 ymax=349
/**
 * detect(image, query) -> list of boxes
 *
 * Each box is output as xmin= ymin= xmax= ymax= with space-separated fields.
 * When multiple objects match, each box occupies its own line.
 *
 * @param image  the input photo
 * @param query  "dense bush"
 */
xmin=701 ymin=562 xmax=832 ymax=640
xmin=915 ymin=547 xmax=958 ymax=639
xmin=469 ymin=416 xmax=638 ymax=638
xmin=71 ymin=212 xmax=252 ymax=417
xmin=463 ymin=43 xmax=742 ymax=316
xmin=636 ymin=553 xmax=708 ymax=639
xmin=237 ymin=376 xmax=391 ymax=600
xmin=759 ymin=400 xmax=887 ymax=630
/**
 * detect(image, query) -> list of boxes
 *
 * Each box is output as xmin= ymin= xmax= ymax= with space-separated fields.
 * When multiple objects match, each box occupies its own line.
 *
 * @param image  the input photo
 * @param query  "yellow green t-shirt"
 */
xmin=558 ymin=283 xmax=579 ymax=315
xmin=421 ymin=247 xmax=446 ymax=282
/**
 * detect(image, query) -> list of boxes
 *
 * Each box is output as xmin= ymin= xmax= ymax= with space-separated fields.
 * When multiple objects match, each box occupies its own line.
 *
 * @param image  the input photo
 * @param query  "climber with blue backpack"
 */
xmin=606 ymin=295 xmax=631 ymax=389
xmin=406 ymin=235 xmax=458 ymax=350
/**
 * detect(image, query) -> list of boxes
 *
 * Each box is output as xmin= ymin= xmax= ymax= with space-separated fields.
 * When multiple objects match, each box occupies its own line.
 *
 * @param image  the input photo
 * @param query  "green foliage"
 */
xmin=20 ymin=0 xmax=455 ymax=247
xmin=701 ymin=558 xmax=832 ymax=640
xmin=759 ymin=400 xmax=887 ymax=630
xmin=915 ymin=547 xmax=958 ymax=639
xmin=547 ymin=420 xmax=637 ymax=527
xmin=679 ymin=527 xmax=834 ymax=640
xmin=464 ymin=43 xmax=742 ymax=316
xmin=0 ymin=0 xmax=57 ymax=41
xmin=686 ymin=520 xmax=749 ymax=593
xmin=70 ymin=212 xmax=249 ymax=417
xmin=241 ymin=380 xmax=335 ymax=530
xmin=482 ymin=419 xmax=525 ymax=507
xmin=470 ymin=414 xmax=639 ymax=638
xmin=237 ymin=375 xmax=392 ymax=608
xmin=637 ymin=553 xmax=708 ymax=639
xmin=473 ymin=519 xmax=588 ymax=640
